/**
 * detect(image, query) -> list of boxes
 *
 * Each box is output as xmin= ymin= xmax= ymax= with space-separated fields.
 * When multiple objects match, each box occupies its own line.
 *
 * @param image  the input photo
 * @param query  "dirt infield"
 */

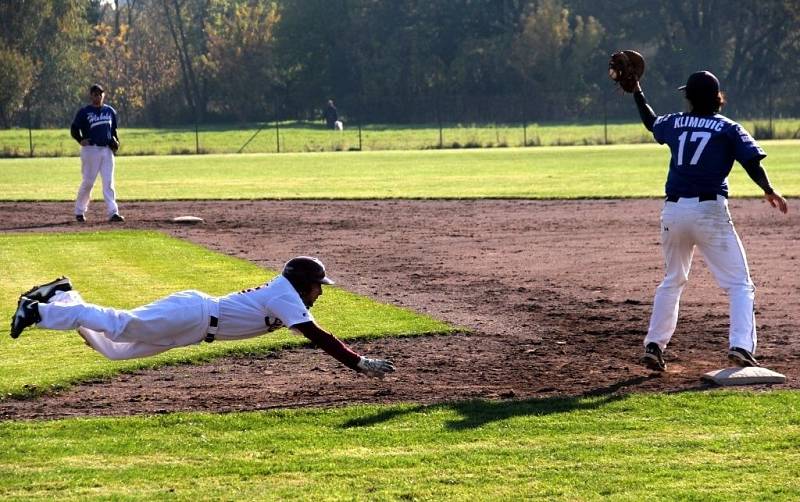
xmin=1 ymin=199 xmax=798 ymax=419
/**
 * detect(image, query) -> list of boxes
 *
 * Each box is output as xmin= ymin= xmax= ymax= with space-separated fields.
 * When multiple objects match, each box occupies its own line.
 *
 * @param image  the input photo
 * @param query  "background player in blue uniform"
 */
xmin=632 ymin=70 xmax=788 ymax=371
xmin=70 ymin=83 xmax=124 ymax=223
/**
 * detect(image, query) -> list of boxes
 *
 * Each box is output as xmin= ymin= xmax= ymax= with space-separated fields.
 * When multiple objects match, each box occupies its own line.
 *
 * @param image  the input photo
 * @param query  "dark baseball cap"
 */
xmin=678 ymin=71 xmax=719 ymax=97
xmin=89 ymin=83 xmax=105 ymax=94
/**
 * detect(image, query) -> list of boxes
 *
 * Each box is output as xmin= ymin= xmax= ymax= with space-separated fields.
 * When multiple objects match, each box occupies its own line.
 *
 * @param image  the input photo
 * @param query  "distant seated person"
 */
xmin=324 ymin=99 xmax=338 ymax=129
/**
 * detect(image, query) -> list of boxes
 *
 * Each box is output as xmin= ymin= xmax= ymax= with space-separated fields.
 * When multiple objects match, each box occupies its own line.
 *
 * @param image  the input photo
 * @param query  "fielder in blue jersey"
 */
xmin=632 ymin=71 xmax=788 ymax=372
xmin=70 ymin=83 xmax=124 ymax=223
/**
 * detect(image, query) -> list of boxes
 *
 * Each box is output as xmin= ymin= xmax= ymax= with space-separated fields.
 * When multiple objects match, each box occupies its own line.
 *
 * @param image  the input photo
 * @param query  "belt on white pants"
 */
xmin=204 ymin=297 xmax=220 ymax=343
xmin=665 ymin=193 xmax=725 ymax=203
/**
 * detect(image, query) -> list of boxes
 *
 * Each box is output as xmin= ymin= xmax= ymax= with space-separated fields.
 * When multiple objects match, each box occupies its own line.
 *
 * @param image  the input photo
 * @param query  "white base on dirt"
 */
xmin=702 ymin=367 xmax=786 ymax=386
xmin=171 ymin=215 xmax=204 ymax=224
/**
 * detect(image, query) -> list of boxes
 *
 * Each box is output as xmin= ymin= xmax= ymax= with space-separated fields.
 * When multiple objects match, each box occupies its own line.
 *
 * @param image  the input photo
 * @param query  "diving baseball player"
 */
xmin=70 ymin=83 xmax=124 ymax=223
xmin=9 ymin=257 xmax=395 ymax=378
xmin=631 ymin=71 xmax=788 ymax=371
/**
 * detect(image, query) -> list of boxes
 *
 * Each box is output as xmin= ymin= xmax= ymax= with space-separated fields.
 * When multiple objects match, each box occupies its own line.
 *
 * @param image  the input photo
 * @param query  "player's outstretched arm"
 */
xmin=632 ymin=82 xmax=656 ymax=132
xmin=742 ymin=158 xmax=789 ymax=214
xmin=607 ymin=50 xmax=652 ymax=130
xmin=292 ymin=320 xmax=395 ymax=378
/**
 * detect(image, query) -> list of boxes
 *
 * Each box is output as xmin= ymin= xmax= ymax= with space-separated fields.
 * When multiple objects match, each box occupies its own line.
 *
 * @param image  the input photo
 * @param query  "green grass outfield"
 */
xmin=2 ymin=143 xmax=799 ymax=500
xmin=1 ymin=392 xmax=799 ymax=500
xmin=1 ymin=141 xmax=798 ymax=200
xmin=1 ymin=119 xmax=798 ymax=156
xmin=0 ymin=231 xmax=454 ymax=398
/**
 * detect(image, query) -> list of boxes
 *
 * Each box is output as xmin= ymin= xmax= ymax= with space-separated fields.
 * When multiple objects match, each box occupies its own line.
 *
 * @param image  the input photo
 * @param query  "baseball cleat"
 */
xmin=108 ymin=213 xmax=125 ymax=222
xmin=75 ymin=214 xmax=86 ymax=222
xmin=728 ymin=347 xmax=760 ymax=367
xmin=10 ymin=297 xmax=40 ymax=339
xmin=642 ymin=342 xmax=666 ymax=371
xmin=21 ymin=276 xmax=72 ymax=304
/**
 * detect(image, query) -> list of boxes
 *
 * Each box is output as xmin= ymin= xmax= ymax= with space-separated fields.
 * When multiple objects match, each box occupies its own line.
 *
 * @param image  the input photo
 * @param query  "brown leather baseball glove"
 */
xmin=109 ymin=137 xmax=120 ymax=153
xmin=608 ymin=50 xmax=645 ymax=93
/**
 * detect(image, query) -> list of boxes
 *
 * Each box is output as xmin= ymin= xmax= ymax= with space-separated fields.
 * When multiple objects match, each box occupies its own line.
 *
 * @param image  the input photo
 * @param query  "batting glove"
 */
xmin=356 ymin=356 xmax=395 ymax=378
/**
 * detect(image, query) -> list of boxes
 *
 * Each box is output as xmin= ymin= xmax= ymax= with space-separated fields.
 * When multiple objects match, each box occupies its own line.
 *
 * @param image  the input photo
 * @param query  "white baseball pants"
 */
xmin=75 ymin=145 xmax=119 ymax=217
xmin=645 ymin=196 xmax=757 ymax=352
xmin=37 ymin=290 xmax=218 ymax=360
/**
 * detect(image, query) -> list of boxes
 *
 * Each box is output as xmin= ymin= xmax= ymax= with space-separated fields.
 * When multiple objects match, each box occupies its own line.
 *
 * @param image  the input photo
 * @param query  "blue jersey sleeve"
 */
xmin=651 ymin=114 xmax=672 ymax=144
xmin=71 ymin=108 xmax=86 ymax=129
xmin=109 ymin=106 xmax=118 ymax=138
xmin=728 ymin=123 xmax=765 ymax=164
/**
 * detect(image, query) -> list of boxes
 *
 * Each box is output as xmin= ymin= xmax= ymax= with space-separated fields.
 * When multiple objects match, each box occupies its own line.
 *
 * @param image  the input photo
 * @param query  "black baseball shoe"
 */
xmin=76 ymin=214 xmax=86 ymax=222
xmin=21 ymin=276 xmax=72 ymax=304
xmin=108 ymin=213 xmax=125 ymax=222
xmin=642 ymin=342 xmax=666 ymax=371
xmin=728 ymin=347 xmax=760 ymax=367
xmin=10 ymin=297 xmax=40 ymax=339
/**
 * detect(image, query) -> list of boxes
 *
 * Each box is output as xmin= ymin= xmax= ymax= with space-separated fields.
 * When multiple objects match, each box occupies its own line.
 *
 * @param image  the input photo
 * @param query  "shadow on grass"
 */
xmin=341 ymin=375 xmax=666 ymax=430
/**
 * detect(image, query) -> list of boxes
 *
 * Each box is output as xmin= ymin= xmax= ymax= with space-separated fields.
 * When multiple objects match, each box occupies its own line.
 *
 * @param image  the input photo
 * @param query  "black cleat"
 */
xmin=21 ymin=276 xmax=72 ymax=304
xmin=10 ymin=297 xmax=40 ymax=339
xmin=728 ymin=347 xmax=760 ymax=367
xmin=76 ymin=214 xmax=86 ymax=222
xmin=643 ymin=342 xmax=666 ymax=371
xmin=108 ymin=213 xmax=125 ymax=222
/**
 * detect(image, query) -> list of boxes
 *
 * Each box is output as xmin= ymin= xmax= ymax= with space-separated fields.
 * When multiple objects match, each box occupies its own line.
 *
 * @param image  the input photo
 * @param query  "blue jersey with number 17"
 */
xmin=652 ymin=113 xmax=765 ymax=198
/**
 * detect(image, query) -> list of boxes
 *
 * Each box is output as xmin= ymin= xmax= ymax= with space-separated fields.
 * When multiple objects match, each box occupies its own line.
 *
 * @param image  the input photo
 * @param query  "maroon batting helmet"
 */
xmin=282 ymin=256 xmax=335 ymax=286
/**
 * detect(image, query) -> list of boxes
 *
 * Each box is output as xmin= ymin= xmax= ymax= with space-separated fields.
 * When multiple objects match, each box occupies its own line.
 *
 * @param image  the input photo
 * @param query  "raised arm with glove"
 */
xmin=608 ymin=50 xmax=645 ymax=93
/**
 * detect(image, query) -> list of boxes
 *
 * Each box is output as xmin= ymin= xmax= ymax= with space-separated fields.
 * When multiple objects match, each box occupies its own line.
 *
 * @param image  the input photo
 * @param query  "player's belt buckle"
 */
xmin=205 ymin=315 xmax=218 ymax=343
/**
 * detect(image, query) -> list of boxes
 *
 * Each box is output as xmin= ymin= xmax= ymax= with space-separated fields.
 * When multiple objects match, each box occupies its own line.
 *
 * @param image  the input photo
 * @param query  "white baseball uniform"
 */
xmin=71 ymin=103 xmax=120 ymax=218
xmin=645 ymin=195 xmax=756 ymax=352
xmin=36 ymin=276 xmax=313 ymax=360
xmin=76 ymin=146 xmax=119 ymax=218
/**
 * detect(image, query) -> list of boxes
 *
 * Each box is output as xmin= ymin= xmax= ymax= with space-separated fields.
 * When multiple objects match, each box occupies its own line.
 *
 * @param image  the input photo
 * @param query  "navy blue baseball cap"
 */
xmin=678 ymin=71 xmax=719 ymax=98
xmin=89 ymin=83 xmax=105 ymax=94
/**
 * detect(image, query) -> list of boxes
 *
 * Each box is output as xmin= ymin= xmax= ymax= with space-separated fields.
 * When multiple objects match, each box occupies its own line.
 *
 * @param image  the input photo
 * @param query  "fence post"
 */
xmin=357 ymin=115 xmax=363 ymax=151
xmin=494 ymin=98 xmax=500 ymax=145
xmin=523 ymin=118 xmax=527 ymax=147
xmin=436 ymin=96 xmax=443 ymax=148
xmin=27 ymin=104 xmax=33 ymax=157
xmin=522 ymin=92 xmax=529 ymax=147
xmin=275 ymin=96 xmax=281 ymax=153
xmin=603 ymin=89 xmax=608 ymax=145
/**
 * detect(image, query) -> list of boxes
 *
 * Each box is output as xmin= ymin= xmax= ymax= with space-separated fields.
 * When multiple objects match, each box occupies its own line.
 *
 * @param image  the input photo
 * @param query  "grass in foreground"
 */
xmin=2 ymin=119 xmax=799 ymax=156
xmin=0 ymin=141 xmax=798 ymax=200
xmin=0 ymin=231 xmax=454 ymax=398
xmin=0 ymin=391 xmax=799 ymax=500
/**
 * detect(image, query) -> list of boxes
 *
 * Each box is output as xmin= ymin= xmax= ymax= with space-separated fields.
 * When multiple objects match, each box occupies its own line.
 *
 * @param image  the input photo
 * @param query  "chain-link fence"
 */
xmin=2 ymin=89 xmax=798 ymax=157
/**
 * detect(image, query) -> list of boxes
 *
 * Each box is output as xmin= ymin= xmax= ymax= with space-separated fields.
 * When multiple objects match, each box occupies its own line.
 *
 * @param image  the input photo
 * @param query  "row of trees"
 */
xmin=1 ymin=0 xmax=799 ymax=128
